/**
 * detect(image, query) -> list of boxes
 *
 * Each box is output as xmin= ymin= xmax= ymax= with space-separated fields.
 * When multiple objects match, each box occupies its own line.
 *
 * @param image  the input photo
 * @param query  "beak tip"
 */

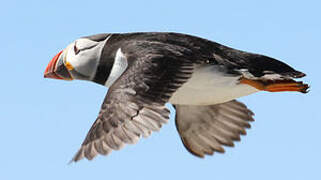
xmin=44 ymin=50 xmax=73 ymax=81
xmin=44 ymin=50 xmax=65 ymax=80
xmin=43 ymin=72 xmax=64 ymax=80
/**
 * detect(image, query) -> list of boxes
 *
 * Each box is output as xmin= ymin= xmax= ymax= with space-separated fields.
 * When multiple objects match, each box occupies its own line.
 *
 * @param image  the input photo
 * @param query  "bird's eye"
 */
xmin=74 ymin=43 xmax=80 ymax=55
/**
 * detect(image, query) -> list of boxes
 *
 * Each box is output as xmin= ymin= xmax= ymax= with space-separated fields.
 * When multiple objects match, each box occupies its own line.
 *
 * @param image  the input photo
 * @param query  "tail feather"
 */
xmin=213 ymin=43 xmax=305 ymax=79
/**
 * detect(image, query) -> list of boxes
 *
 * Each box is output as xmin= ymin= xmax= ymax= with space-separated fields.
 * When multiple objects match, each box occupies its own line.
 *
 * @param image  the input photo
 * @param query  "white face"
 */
xmin=63 ymin=38 xmax=106 ymax=80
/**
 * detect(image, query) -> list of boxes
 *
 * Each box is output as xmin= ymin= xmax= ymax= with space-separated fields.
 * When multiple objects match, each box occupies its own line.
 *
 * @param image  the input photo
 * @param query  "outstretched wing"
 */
xmin=71 ymin=42 xmax=194 ymax=162
xmin=175 ymin=100 xmax=254 ymax=157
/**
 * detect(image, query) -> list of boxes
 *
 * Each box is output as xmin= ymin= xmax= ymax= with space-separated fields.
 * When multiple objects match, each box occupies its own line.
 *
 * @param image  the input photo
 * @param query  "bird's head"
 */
xmin=44 ymin=34 xmax=111 ymax=82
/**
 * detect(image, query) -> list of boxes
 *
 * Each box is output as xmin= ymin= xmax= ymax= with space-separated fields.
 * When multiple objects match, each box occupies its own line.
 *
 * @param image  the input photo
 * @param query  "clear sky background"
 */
xmin=1 ymin=0 xmax=320 ymax=179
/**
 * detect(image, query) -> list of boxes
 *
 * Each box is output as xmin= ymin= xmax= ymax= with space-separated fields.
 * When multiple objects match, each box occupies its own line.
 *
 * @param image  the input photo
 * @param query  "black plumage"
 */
xmin=90 ymin=32 xmax=304 ymax=85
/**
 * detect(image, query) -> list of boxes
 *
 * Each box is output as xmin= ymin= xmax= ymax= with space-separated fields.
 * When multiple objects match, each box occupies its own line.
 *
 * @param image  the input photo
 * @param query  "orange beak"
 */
xmin=44 ymin=50 xmax=73 ymax=80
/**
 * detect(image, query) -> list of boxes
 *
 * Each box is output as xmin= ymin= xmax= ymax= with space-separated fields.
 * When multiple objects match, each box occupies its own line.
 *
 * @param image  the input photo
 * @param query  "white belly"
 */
xmin=169 ymin=65 xmax=259 ymax=105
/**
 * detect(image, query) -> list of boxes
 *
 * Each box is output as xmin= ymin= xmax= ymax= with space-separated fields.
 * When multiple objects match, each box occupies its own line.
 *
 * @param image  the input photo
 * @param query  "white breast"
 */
xmin=169 ymin=65 xmax=259 ymax=105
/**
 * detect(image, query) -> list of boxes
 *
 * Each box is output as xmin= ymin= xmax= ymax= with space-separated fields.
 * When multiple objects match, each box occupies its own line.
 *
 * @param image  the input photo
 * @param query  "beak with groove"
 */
xmin=44 ymin=50 xmax=73 ymax=80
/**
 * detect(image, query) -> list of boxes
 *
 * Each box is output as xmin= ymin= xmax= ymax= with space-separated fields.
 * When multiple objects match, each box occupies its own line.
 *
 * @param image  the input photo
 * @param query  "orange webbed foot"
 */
xmin=240 ymin=77 xmax=309 ymax=93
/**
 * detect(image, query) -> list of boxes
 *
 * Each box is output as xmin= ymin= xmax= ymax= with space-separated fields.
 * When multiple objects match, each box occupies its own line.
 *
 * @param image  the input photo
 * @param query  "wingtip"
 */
xmin=292 ymin=71 xmax=306 ymax=78
xmin=67 ymin=155 xmax=80 ymax=165
xmin=68 ymin=148 xmax=85 ymax=164
xmin=67 ymin=158 xmax=75 ymax=165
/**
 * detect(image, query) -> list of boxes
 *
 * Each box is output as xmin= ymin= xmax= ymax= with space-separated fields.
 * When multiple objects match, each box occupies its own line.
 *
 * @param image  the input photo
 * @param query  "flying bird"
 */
xmin=44 ymin=32 xmax=309 ymax=162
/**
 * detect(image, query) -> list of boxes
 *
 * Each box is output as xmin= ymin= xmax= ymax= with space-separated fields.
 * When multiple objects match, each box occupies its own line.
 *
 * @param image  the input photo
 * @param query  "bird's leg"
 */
xmin=239 ymin=77 xmax=309 ymax=93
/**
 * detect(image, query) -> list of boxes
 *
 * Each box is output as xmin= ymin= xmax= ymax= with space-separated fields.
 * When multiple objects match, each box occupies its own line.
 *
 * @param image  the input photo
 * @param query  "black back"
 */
xmin=87 ymin=32 xmax=304 ymax=84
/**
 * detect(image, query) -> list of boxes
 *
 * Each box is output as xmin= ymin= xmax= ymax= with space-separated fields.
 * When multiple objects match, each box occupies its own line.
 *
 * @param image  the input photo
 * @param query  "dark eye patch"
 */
xmin=74 ymin=43 xmax=80 ymax=55
xmin=74 ymin=41 xmax=98 ymax=55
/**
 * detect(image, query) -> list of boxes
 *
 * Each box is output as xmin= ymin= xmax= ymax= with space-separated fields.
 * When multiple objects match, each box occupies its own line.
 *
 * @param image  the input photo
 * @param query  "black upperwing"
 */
xmin=71 ymin=40 xmax=195 ymax=162
xmin=85 ymin=32 xmax=305 ymax=80
xmin=108 ymin=32 xmax=305 ymax=78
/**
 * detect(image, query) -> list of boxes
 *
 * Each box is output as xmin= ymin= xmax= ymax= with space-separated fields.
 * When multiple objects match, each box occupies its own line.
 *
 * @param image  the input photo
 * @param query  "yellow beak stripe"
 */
xmin=65 ymin=61 xmax=74 ymax=71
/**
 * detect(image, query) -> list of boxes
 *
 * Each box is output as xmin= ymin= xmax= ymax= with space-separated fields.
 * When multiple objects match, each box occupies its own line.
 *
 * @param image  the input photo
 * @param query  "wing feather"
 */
xmin=71 ymin=41 xmax=194 ymax=162
xmin=175 ymin=100 xmax=254 ymax=158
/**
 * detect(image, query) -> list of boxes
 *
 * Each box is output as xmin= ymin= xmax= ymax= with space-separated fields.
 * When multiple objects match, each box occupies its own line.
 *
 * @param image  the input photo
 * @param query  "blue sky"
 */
xmin=1 ymin=0 xmax=320 ymax=179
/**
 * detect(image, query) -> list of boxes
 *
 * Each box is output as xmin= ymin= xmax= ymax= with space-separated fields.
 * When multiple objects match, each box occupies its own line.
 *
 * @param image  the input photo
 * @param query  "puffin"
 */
xmin=44 ymin=32 xmax=309 ymax=162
